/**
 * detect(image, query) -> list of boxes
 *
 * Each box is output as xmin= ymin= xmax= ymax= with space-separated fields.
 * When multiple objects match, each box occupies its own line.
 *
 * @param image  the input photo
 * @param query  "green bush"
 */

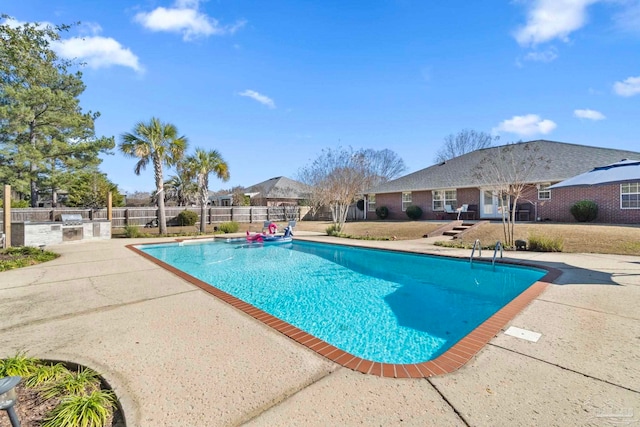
xmin=528 ymin=234 xmax=564 ymax=252
xmin=0 ymin=247 xmax=60 ymax=271
xmin=375 ymin=206 xmax=389 ymax=219
xmin=326 ymin=223 xmax=342 ymax=236
xmin=43 ymin=390 xmax=116 ymax=427
xmin=176 ymin=210 xmax=198 ymax=226
xmin=570 ymin=200 xmax=598 ymax=222
xmin=0 ymin=351 xmax=39 ymax=377
xmin=218 ymin=221 xmax=239 ymax=233
xmin=123 ymin=225 xmax=141 ymax=238
xmin=0 ymin=199 xmax=29 ymax=208
xmin=405 ymin=205 xmax=423 ymax=220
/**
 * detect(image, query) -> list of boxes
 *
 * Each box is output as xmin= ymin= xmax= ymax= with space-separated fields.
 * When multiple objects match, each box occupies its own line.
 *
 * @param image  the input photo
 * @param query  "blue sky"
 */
xmin=4 ymin=0 xmax=640 ymax=194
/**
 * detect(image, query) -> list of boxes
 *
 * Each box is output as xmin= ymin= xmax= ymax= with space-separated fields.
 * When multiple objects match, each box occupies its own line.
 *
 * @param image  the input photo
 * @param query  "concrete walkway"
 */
xmin=0 ymin=236 xmax=638 ymax=426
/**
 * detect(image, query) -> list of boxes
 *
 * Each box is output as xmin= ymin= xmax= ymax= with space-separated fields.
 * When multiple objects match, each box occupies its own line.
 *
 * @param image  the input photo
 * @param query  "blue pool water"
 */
xmin=138 ymin=240 xmax=546 ymax=364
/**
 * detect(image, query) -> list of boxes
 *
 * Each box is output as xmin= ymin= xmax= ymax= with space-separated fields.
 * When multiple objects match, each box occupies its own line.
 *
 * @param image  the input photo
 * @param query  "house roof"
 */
xmin=549 ymin=159 xmax=640 ymax=188
xmin=367 ymin=140 xmax=640 ymax=194
xmin=245 ymin=176 xmax=310 ymax=199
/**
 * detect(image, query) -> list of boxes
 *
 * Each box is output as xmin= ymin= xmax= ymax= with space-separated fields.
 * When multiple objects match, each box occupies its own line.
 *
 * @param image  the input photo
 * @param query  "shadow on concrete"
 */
xmin=512 ymin=260 xmax=640 ymax=286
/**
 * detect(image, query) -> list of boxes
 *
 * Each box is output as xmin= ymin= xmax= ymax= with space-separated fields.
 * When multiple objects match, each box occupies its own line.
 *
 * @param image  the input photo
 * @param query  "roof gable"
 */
xmin=246 ymin=176 xmax=310 ymax=199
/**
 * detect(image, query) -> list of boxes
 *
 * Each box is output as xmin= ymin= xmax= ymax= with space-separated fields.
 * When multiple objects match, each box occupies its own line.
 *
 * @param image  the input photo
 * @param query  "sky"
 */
xmin=4 ymin=0 xmax=640 ymax=194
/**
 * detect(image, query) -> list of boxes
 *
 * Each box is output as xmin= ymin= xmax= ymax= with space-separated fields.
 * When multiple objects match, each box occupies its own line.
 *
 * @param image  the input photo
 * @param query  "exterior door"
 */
xmin=480 ymin=190 xmax=509 ymax=218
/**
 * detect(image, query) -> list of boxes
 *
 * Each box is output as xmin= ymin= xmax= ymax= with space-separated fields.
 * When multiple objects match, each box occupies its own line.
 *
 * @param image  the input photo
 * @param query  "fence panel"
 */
xmin=1 ymin=206 xmax=302 ymax=228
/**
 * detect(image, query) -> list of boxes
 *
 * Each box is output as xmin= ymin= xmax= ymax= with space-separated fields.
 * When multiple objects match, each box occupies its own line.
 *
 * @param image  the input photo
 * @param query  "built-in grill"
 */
xmin=59 ymin=214 xmax=84 ymax=226
xmin=57 ymin=214 xmax=84 ymax=241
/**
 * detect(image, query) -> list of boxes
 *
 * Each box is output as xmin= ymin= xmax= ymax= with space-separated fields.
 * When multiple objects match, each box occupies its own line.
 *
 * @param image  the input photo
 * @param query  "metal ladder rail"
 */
xmin=470 ymin=239 xmax=481 ymax=264
xmin=492 ymin=241 xmax=503 ymax=267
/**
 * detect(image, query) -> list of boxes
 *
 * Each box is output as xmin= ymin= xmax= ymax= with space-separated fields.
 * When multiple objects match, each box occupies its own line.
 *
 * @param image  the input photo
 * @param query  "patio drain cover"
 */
xmin=504 ymin=326 xmax=541 ymax=342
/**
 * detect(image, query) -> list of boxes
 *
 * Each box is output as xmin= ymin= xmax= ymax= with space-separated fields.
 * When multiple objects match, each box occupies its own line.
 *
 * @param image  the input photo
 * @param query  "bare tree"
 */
xmin=435 ymin=129 xmax=498 ymax=163
xmin=298 ymin=147 xmax=395 ymax=231
xmin=473 ymin=143 xmax=550 ymax=247
xmin=358 ymin=148 xmax=407 ymax=186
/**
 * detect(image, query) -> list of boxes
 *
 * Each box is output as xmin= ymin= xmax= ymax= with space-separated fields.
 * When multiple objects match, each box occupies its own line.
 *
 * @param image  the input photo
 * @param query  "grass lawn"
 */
xmin=111 ymin=220 xmax=640 ymax=256
xmin=294 ymin=220 xmax=640 ymax=255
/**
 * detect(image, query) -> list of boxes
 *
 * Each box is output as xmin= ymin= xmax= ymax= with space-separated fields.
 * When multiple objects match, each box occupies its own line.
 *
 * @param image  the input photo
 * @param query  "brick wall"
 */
xmin=374 ymin=188 xmax=480 ymax=220
xmin=539 ymin=184 xmax=640 ymax=224
xmin=371 ymin=184 xmax=640 ymax=224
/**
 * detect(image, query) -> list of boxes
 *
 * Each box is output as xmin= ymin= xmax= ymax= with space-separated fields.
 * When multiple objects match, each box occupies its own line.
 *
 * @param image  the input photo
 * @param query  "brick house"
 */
xmin=365 ymin=140 xmax=640 ymax=224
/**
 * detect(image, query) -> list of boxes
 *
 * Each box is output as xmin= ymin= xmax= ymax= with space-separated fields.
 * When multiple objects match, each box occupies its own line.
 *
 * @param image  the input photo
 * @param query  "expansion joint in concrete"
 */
xmin=231 ymin=367 xmax=337 ymax=425
xmin=0 ymin=289 xmax=199 ymax=333
xmin=426 ymin=378 xmax=471 ymax=427
xmin=537 ymin=298 xmax=640 ymax=321
xmin=490 ymin=344 xmax=640 ymax=395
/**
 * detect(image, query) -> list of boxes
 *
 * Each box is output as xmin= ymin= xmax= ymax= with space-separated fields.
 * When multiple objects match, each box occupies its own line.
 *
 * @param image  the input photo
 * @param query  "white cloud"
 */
xmin=134 ymin=0 xmax=246 ymax=41
xmin=613 ymin=0 xmax=640 ymax=34
xmin=239 ymin=90 xmax=276 ymax=109
xmin=53 ymin=36 xmax=143 ymax=73
xmin=523 ymin=47 xmax=558 ymax=63
xmin=514 ymin=0 xmax=599 ymax=46
xmin=613 ymin=76 xmax=640 ymax=97
xmin=1 ymin=17 xmax=54 ymax=31
xmin=3 ymin=18 xmax=142 ymax=73
xmin=493 ymin=114 xmax=557 ymax=136
xmin=574 ymin=109 xmax=605 ymax=120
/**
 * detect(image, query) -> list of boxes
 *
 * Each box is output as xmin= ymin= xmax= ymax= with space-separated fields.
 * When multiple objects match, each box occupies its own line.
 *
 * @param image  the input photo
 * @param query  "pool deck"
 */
xmin=1 ymin=234 xmax=639 ymax=426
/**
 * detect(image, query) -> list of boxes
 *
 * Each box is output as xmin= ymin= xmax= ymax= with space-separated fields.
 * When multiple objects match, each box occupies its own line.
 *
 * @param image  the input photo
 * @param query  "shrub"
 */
xmin=0 ymin=199 xmax=29 ymax=208
xmin=375 ymin=206 xmax=389 ymax=219
xmin=176 ymin=210 xmax=198 ymax=226
xmin=26 ymin=363 xmax=69 ymax=387
xmin=405 ymin=205 xmax=423 ymax=220
xmin=528 ymin=234 xmax=564 ymax=252
xmin=0 ymin=351 xmax=39 ymax=377
xmin=218 ymin=221 xmax=239 ymax=233
xmin=570 ymin=200 xmax=598 ymax=222
xmin=40 ymin=368 xmax=100 ymax=399
xmin=326 ymin=223 xmax=342 ymax=236
xmin=42 ymin=390 xmax=116 ymax=427
xmin=123 ymin=225 xmax=141 ymax=238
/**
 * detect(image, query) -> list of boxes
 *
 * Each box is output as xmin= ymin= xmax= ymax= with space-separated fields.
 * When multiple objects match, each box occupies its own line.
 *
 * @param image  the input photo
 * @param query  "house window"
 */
xmin=621 ymin=183 xmax=640 ymax=209
xmin=432 ymin=190 xmax=457 ymax=211
xmin=368 ymin=194 xmax=376 ymax=212
xmin=538 ymin=183 xmax=551 ymax=200
xmin=402 ymin=192 xmax=412 ymax=211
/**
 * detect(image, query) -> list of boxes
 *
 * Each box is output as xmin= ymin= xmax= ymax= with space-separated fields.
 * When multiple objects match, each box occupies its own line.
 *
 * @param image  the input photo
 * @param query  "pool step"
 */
xmin=443 ymin=223 xmax=474 ymax=237
xmin=425 ymin=220 xmax=489 ymax=239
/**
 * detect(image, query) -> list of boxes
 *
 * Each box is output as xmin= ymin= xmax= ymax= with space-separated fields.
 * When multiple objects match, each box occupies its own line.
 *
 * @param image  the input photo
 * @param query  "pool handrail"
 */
xmin=470 ymin=239 xmax=482 ymax=265
xmin=492 ymin=241 xmax=503 ymax=267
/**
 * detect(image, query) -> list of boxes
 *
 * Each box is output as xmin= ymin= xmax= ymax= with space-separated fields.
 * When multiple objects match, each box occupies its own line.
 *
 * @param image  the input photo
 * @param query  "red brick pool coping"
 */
xmin=127 ymin=240 xmax=561 ymax=378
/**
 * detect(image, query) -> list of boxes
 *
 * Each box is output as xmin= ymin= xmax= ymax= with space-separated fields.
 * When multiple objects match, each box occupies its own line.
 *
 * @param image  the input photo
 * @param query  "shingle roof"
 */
xmin=246 ymin=176 xmax=310 ymax=199
xmin=367 ymin=140 xmax=640 ymax=194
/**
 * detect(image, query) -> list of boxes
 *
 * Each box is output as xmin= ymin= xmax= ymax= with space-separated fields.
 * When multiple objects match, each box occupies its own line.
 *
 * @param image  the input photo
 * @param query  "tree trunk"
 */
xmin=29 ymin=123 xmax=38 ymax=207
xmin=153 ymin=157 xmax=167 ymax=234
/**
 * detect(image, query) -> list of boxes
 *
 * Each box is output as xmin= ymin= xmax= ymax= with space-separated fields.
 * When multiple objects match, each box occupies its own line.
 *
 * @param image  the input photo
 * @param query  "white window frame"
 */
xmin=538 ymin=183 xmax=551 ymax=200
xmin=367 ymin=194 xmax=376 ymax=212
xmin=402 ymin=192 xmax=412 ymax=211
xmin=432 ymin=189 xmax=457 ymax=211
xmin=621 ymin=182 xmax=640 ymax=209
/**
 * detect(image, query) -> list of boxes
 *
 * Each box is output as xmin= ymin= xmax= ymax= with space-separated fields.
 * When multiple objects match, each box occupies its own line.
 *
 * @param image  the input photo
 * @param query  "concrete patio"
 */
xmin=0 ymin=235 xmax=638 ymax=426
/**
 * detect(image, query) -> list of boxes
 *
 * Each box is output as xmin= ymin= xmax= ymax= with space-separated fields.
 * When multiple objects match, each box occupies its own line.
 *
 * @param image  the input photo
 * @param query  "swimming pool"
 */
xmin=134 ymin=239 xmax=550 ymax=375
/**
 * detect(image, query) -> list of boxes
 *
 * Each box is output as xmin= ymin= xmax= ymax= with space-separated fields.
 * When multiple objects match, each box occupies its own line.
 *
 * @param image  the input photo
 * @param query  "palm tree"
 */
xmin=165 ymin=161 xmax=198 ymax=206
xmin=185 ymin=148 xmax=230 ymax=232
xmin=119 ymin=118 xmax=188 ymax=234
